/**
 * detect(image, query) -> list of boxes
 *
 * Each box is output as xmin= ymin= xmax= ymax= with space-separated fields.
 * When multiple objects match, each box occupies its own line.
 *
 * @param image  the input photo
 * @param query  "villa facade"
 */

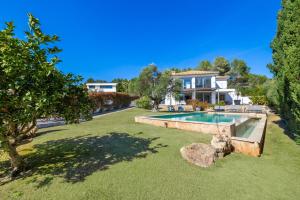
xmin=86 ymin=83 xmax=117 ymax=93
xmin=165 ymin=70 xmax=250 ymax=105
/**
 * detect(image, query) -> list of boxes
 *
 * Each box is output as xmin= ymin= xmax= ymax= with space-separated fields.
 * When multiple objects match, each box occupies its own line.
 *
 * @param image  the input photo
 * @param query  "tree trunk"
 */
xmin=152 ymin=102 xmax=159 ymax=112
xmin=6 ymin=139 xmax=25 ymax=177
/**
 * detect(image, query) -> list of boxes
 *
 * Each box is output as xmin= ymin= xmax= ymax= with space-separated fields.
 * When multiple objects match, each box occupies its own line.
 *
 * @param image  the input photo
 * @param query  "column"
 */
xmin=211 ymin=91 xmax=216 ymax=104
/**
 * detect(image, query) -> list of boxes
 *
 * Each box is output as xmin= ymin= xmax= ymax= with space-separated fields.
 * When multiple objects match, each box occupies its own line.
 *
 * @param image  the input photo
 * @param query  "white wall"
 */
xmin=87 ymin=85 xmax=116 ymax=92
xmin=191 ymin=77 xmax=195 ymax=88
xmin=227 ymin=91 xmax=251 ymax=105
xmin=211 ymin=91 xmax=216 ymax=104
xmin=216 ymin=80 xmax=227 ymax=89
xmin=211 ymin=76 xmax=216 ymax=88
xmin=239 ymin=96 xmax=251 ymax=104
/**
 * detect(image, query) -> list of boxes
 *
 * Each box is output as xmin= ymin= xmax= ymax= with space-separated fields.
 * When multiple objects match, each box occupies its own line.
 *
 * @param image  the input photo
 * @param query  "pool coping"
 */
xmin=135 ymin=112 xmax=267 ymax=157
xmin=148 ymin=111 xmax=249 ymax=125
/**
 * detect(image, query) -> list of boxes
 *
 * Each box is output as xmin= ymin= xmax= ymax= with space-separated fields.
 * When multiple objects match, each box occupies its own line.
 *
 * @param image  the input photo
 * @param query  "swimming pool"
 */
xmin=135 ymin=112 xmax=267 ymax=157
xmin=235 ymin=118 xmax=259 ymax=138
xmin=152 ymin=112 xmax=243 ymax=123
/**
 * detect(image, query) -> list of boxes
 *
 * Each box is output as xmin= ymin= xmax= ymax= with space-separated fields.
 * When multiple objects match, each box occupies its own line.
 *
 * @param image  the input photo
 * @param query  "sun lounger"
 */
xmin=247 ymin=105 xmax=263 ymax=113
xmin=225 ymin=105 xmax=243 ymax=112
xmin=214 ymin=105 xmax=225 ymax=112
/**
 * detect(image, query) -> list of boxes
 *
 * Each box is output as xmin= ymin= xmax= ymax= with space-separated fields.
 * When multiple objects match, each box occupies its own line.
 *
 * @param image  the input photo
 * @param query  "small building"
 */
xmin=86 ymin=83 xmax=117 ymax=93
xmin=165 ymin=70 xmax=250 ymax=105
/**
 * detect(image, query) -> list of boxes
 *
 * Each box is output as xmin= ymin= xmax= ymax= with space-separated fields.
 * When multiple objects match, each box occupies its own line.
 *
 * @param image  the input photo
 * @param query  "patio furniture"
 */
xmin=214 ymin=105 xmax=225 ymax=112
xmin=247 ymin=105 xmax=263 ymax=113
xmin=225 ymin=105 xmax=243 ymax=112
xmin=168 ymin=105 xmax=175 ymax=112
xmin=184 ymin=105 xmax=194 ymax=112
xmin=178 ymin=106 xmax=184 ymax=112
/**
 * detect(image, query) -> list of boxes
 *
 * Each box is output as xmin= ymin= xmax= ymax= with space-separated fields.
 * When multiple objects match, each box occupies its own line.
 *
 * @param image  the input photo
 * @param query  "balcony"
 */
xmin=195 ymin=77 xmax=215 ymax=90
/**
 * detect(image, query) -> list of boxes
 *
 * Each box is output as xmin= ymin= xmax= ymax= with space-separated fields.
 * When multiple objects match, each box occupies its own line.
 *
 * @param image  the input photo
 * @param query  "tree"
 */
xmin=195 ymin=60 xmax=213 ymax=71
xmin=169 ymin=67 xmax=182 ymax=73
xmin=128 ymin=78 xmax=140 ymax=96
xmin=262 ymin=79 xmax=279 ymax=108
xmin=136 ymin=65 xmax=181 ymax=111
xmin=213 ymin=57 xmax=230 ymax=75
xmin=112 ymin=78 xmax=129 ymax=93
xmin=86 ymin=78 xmax=107 ymax=83
xmin=230 ymin=59 xmax=250 ymax=77
xmin=0 ymin=14 xmax=91 ymax=176
xmin=269 ymin=0 xmax=300 ymax=136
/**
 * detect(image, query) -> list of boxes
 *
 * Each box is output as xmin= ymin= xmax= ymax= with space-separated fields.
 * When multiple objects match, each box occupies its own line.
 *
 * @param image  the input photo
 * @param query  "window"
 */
xmin=216 ymin=94 xmax=226 ymax=103
xmin=100 ymin=85 xmax=113 ymax=89
xmin=88 ymin=85 xmax=95 ymax=89
xmin=196 ymin=92 xmax=211 ymax=103
xmin=195 ymin=77 xmax=211 ymax=88
xmin=182 ymin=78 xmax=192 ymax=89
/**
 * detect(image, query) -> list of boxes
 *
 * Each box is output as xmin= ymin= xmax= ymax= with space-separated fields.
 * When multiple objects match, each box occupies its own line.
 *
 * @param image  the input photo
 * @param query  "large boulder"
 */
xmin=180 ymin=143 xmax=216 ymax=168
xmin=211 ymin=134 xmax=232 ymax=158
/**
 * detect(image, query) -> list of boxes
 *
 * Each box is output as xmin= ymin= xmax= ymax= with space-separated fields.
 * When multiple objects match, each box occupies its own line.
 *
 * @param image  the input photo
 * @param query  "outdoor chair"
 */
xmin=178 ymin=106 xmax=184 ymax=112
xmin=168 ymin=105 xmax=175 ymax=112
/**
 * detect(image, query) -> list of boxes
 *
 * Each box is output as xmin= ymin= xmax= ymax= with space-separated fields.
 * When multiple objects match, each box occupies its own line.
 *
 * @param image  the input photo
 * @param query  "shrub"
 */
xmin=216 ymin=101 xmax=226 ymax=106
xmin=250 ymin=96 xmax=268 ymax=105
xmin=136 ymin=96 xmax=152 ymax=109
xmin=186 ymin=99 xmax=209 ymax=111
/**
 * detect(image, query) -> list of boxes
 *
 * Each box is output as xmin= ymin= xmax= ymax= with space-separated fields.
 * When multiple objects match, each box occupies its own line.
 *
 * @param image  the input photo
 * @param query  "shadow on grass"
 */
xmin=1 ymin=132 xmax=167 ymax=187
xmin=272 ymin=118 xmax=300 ymax=145
xmin=36 ymin=128 xmax=68 ymax=137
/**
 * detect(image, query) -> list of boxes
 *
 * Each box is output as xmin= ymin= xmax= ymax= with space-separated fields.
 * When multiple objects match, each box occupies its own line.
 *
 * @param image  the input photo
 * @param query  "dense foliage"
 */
xmin=86 ymin=78 xmax=107 ymax=83
xmin=195 ymin=60 xmax=213 ymax=71
xmin=213 ymin=57 xmax=230 ymax=75
xmin=269 ymin=0 xmax=300 ymax=135
xmin=132 ymin=64 xmax=182 ymax=111
xmin=249 ymin=96 xmax=268 ymax=105
xmin=112 ymin=78 xmax=130 ymax=93
xmin=89 ymin=92 xmax=138 ymax=112
xmin=136 ymin=96 xmax=152 ymax=109
xmin=0 ymin=14 xmax=92 ymax=175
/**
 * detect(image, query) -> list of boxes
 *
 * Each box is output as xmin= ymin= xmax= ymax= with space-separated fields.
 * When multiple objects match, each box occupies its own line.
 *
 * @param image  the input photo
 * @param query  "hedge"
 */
xmin=89 ymin=92 xmax=138 ymax=112
xmin=250 ymin=96 xmax=268 ymax=105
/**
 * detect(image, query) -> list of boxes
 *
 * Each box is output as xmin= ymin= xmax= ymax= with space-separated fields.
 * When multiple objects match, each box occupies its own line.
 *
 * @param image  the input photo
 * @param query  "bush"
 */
xmin=136 ymin=96 xmax=152 ymax=109
xmin=216 ymin=101 xmax=225 ymax=106
xmin=186 ymin=99 xmax=209 ymax=111
xmin=89 ymin=92 xmax=138 ymax=112
xmin=250 ymin=96 xmax=268 ymax=105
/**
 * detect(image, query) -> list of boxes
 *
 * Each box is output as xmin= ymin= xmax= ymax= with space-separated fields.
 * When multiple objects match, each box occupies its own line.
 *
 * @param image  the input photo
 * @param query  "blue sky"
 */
xmin=1 ymin=0 xmax=281 ymax=80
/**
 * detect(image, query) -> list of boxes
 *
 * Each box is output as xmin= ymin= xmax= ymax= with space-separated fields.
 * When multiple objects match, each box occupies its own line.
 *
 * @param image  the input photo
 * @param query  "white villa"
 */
xmin=86 ymin=83 xmax=117 ymax=93
xmin=165 ymin=70 xmax=250 ymax=105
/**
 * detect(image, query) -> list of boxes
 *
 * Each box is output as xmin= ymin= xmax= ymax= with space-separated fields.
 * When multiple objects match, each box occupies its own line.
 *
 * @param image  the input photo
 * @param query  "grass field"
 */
xmin=1 ymin=108 xmax=300 ymax=200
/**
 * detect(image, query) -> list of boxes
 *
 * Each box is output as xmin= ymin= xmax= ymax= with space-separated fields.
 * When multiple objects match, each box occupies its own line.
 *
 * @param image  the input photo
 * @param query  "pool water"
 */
xmin=235 ymin=118 xmax=259 ymax=138
xmin=152 ymin=112 xmax=242 ymax=123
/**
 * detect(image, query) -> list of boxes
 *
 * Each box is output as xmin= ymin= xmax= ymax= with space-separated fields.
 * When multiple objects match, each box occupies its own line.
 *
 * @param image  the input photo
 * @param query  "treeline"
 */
xmin=268 ymin=0 xmax=300 ymax=137
xmin=86 ymin=57 xmax=271 ymax=102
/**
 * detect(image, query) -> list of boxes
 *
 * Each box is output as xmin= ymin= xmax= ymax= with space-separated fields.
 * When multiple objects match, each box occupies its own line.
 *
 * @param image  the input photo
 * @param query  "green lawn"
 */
xmin=1 ymin=108 xmax=300 ymax=200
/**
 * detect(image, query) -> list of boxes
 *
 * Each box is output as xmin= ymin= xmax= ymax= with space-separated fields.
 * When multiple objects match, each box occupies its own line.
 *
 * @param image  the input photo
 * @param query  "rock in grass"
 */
xmin=180 ymin=143 xmax=216 ymax=168
xmin=211 ymin=134 xmax=232 ymax=158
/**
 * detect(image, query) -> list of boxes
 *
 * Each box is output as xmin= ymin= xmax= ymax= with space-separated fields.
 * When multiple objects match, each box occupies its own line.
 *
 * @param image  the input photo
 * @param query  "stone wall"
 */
xmin=231 ymin=116 xmax=267 ymax=156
